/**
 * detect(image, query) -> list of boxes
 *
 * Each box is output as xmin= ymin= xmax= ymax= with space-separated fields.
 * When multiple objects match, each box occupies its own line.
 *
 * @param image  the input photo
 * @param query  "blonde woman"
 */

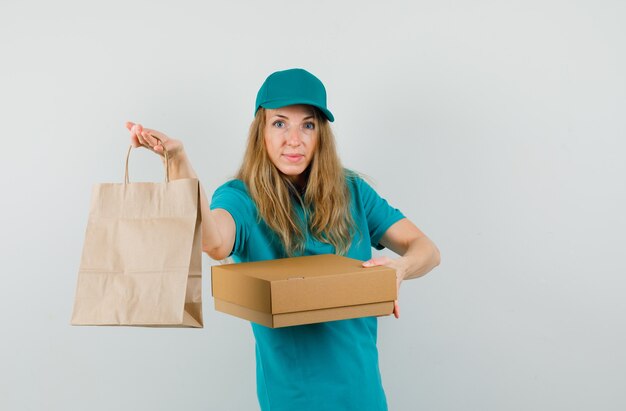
xmin=127 ymin=68 xmax=440 ymax=411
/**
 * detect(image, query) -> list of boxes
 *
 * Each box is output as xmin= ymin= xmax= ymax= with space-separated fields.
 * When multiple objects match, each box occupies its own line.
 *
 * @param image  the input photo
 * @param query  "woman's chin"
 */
xmin=276 ymin=166 xmax=310 ymax=185
xmin=278 ymin=164 xmax=307 ymax=177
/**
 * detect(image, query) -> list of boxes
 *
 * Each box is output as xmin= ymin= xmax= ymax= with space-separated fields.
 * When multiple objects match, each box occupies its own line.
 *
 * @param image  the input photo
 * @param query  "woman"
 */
xmin=127 ymin=68 xmax=440 ymax=411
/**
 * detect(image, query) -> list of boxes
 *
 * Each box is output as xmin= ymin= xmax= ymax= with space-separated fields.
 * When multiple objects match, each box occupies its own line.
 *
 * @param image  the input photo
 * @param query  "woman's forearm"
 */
xmin=167 ymin=151 xmax=224 ymax=253
xmin=398 ymin=236 xmax=441 ymax=281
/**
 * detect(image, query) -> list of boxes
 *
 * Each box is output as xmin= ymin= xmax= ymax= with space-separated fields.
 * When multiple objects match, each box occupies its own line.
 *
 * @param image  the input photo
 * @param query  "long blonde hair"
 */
xmin=236 ymin=107 xmax=355 ymax=256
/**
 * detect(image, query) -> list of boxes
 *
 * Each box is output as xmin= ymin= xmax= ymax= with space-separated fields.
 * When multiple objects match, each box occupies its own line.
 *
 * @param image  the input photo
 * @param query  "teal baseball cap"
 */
xmin=255 ymin=68 xmax=335 ymax=122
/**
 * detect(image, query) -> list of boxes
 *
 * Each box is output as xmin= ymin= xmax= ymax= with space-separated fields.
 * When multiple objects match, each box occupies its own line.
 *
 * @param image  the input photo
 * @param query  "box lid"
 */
xmin=211 ymin=254 xmax=396 ymax=314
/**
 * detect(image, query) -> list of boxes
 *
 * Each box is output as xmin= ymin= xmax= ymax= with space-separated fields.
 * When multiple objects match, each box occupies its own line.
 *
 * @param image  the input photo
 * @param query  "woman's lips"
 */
xmin=283 ymin=154 xmax=304 ymax=163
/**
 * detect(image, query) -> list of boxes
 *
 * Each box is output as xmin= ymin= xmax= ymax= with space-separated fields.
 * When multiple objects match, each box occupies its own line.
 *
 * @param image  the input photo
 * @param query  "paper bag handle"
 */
xmin=124 ymin=134 xmax=170 ymax=184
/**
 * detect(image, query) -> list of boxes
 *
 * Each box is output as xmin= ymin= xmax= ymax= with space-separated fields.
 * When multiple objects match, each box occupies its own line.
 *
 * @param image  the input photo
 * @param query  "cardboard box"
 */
xmin=211 ymin=254 xmax=397 ymax=328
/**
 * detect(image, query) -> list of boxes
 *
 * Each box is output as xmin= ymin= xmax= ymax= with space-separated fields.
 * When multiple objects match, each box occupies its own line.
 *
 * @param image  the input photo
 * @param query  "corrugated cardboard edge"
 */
xmin=215 ymin=298 xmax=394 ymax=328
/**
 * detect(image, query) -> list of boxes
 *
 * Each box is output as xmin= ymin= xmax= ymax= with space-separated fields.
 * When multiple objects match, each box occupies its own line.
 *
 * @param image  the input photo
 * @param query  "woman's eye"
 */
xmin=273 ymin=121 xmax=285 ymax=128
xmin=303 ymin=122 xmax=315 ymax=130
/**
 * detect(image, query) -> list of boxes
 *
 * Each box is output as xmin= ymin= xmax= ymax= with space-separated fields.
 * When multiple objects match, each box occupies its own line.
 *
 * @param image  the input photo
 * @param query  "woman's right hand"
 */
xmin=125 ymin=124 xmax=233 ymax=259
xmin=126 ymin=121 xmax=184 ymax=160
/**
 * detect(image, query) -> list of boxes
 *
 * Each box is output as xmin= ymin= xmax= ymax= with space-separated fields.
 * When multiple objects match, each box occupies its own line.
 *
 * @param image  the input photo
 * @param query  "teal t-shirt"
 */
xmin=210 ymin=174 xmax=405 ymax=411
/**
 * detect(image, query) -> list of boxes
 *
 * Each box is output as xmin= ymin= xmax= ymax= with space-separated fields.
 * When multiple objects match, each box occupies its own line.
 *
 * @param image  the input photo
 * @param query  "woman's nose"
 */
xmin=286 ymin=128 xmax=302 ymax=146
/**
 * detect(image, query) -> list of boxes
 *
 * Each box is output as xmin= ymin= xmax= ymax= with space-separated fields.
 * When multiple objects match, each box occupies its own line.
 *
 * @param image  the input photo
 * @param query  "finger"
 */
xmin=362 ymin=256 xmax=392 ymax=267
xmin=133 ymin=124 xmax=147 ymax=146
xmin=141 ymin=130 xmax=158 ymax=147
xmin=145 ymin=130 xmax=167 ymax=146
xmin=135 ymin=125 xmax=156 ymax=147
xmin=149 ymin=132 xmax=166 ymax=151
xmin=149 ymin=131 xmax=166 ymax=144
xmin=135 ymin=131 xmax=146 ymax=146
xmin=393 ymin=300 xmax=400 ymax=319
xmin=130 ymin=134 xmax=141 ymax=148
xmin=128 ymin=123 xmax=142 ymax=147
xmin=148 ymin=133 xmax=164 ymax=152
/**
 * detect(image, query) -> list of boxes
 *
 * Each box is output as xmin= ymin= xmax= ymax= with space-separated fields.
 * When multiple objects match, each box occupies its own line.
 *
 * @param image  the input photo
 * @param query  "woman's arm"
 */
xmin=364 ymin=218 xmax=440 ymax=281
xmin=362 ymin=218 xmax=441 ymax=317
xmin=127 ymin=122 xmax=236 ymax=260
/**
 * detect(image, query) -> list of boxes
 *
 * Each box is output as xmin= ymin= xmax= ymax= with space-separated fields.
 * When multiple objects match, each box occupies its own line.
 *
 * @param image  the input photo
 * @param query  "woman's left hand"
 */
xmin=362 ymin=256 xmax=406 ymax=319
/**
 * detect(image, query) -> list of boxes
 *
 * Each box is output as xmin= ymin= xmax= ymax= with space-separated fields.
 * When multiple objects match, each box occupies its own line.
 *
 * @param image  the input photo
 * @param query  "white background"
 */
xmin=1 ymin=1 xmax=625 ymax=410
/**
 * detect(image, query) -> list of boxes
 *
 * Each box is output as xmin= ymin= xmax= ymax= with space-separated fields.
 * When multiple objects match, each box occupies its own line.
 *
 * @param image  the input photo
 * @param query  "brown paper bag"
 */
xmin=71 ymin=142 xmax=203 ymax=327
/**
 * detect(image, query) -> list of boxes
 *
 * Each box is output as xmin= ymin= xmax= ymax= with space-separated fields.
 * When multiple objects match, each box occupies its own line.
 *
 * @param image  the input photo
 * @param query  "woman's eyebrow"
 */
xmin=272 ymin=114 xmax=316 ymax=120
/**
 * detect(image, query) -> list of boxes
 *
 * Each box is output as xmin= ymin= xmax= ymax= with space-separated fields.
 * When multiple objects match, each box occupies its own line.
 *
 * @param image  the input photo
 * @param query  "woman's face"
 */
xmin=264 ymin=104 xmax=318 ymax=186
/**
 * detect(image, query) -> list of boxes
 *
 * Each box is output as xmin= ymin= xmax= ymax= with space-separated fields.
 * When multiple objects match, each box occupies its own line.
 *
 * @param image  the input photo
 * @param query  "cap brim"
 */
xmin=259 ymin=99 xmax=334 ymax=122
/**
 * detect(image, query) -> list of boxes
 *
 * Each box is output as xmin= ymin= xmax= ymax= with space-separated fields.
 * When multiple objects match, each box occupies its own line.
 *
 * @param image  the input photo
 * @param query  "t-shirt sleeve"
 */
xmin=209 ymin=180 xmax=256 ymax=257
xmin=354 ymin=176 xmax=406 ymax=250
